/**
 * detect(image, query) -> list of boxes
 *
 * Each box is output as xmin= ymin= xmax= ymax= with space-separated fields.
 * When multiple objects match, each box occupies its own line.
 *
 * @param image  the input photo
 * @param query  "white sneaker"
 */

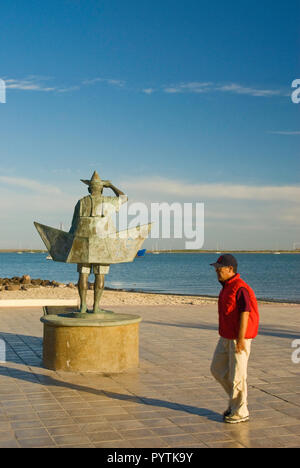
xmin=224 ymin=414 xmax=249 ymax=424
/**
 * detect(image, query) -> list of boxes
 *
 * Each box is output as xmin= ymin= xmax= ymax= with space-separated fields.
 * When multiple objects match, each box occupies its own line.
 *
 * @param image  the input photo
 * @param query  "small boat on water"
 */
xmin=136 ymin=249 xmax=146 ymax=257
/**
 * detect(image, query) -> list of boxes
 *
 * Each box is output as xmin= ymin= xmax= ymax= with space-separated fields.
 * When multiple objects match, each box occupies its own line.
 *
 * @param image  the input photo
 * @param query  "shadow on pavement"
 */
xmin=0 ymin=363 xmax=223 ymax=423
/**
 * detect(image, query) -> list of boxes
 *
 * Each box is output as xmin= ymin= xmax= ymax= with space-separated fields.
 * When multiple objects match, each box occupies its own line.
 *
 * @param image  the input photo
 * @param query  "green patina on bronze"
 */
xmin=34 ymin=171 xmax=152 ymax=315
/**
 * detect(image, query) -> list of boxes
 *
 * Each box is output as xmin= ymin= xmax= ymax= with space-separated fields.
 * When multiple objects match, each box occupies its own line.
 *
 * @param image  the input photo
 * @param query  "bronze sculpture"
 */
xmin=34 ymin=171 xmax=152 ymax=315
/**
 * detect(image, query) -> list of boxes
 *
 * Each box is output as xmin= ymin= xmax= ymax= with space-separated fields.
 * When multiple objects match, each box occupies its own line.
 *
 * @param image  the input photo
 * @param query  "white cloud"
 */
xmin=0 ymin=176 xmax=62 ymax=195
xmin=122 ymin=176 xmax=300 ymax=202
xmin=163 ymin=82 xmax=212 ymax=94
xmin=2 ymin=76 xmax=285 ymax=100
xmin=5 ymin=77 xmax=78 ymax=93
xmin=142 ymin=88 xmax=155 ymax=94
xmin=82 ymin=78 xmax=126 ymax=87
xmin=179 ymin=82 xmax=212 ymax=89
xmin=164 ymin=87 xmax=183 ymax=94
xmin=215 ymin=83 xmax=281 ymax=97
xmin=0 ymin=174 xmax=299 ymax=248
xmin=119 ymin=176 xmax=300 ymax=242
xmin=162 ymin=81 xmax=284 ymax=97
xmin=5 ymin=78 xmax=55 ymax=92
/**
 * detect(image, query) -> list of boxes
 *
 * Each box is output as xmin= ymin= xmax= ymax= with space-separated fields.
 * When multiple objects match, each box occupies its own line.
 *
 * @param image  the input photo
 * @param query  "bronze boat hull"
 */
xmin=34 ymin=222 xmax=152 ymax=264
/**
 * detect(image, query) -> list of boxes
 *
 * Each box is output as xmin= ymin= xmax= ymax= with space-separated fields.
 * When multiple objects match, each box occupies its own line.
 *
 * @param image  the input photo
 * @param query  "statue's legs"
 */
xmin=93 ymin=274 xmax=105 ymax=313
xmin=78 ymin=272 xmax=89 ymax=313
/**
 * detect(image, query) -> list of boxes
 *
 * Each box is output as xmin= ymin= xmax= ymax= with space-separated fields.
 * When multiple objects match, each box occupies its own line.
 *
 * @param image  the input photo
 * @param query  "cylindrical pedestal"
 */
xmin=41 ymin=312 xmax=141 ymax=373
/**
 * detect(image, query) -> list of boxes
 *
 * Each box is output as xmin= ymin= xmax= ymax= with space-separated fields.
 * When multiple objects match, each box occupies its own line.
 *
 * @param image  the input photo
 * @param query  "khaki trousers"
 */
xmin=210 ymin=337 xmax=252 ymax=418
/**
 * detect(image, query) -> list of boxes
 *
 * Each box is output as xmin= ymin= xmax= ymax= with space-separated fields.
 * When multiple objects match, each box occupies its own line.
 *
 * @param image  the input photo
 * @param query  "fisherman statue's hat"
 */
xmin=80 ymin=171 xmax=103 ymax=186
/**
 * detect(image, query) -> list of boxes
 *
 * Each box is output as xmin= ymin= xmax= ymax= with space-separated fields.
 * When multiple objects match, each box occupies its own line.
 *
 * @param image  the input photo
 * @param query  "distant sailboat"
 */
xmin=215 ymin=243 xmax=221 ymax=254
xmin=152 ymin=242 xmax=160 ymax=254
xmin=273 ymin=245 xmax=281 ymax=254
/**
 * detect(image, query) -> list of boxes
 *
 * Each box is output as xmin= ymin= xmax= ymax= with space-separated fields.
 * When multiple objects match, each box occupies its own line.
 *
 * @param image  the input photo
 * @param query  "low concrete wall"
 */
xmin=0 ymin=299 xmax=78 ymax=308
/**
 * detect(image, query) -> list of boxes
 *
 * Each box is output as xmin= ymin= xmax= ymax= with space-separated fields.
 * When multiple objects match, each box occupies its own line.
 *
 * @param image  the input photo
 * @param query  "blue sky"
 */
xmin=0 ymin=0 xmax=299 ymax=249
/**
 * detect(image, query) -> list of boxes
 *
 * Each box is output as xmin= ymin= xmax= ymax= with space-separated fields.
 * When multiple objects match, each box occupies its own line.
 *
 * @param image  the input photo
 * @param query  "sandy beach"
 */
xmin=0 ymin=284 xmax=298 ymax=307
xmin=0 ymin=284 xmax=218 ymax=306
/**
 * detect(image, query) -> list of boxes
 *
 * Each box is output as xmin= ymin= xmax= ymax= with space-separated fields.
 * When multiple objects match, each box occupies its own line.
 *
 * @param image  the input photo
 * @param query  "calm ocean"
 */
xmin=0 ymin=252 xmax=299 ymax=303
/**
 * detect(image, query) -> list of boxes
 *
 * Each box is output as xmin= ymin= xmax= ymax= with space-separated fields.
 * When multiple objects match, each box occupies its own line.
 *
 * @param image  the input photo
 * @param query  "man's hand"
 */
xmin=236 ymin=311 xmax=250 ymax=353
xmin=236 ymin=338 xmax=246 ymax=354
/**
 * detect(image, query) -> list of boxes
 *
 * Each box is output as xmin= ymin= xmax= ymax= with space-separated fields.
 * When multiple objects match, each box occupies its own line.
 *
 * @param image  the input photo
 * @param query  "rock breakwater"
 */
xmin=0 ymin=275 xmax=77 ymax=292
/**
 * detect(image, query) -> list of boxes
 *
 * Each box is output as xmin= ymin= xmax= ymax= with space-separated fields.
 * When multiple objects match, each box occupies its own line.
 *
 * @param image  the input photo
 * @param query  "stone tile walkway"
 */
xmin=0 ymin=303 xmax=299 ymax=448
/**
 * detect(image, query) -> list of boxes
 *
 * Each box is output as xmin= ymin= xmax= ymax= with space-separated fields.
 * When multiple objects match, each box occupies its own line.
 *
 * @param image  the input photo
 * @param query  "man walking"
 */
xmin=210 ymin=254 xmax=259 ymax=424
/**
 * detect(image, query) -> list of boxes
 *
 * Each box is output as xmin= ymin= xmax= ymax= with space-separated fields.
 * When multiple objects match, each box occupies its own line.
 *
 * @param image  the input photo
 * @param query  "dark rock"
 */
xmin=31 ymin=279 xmax=42 ymax=286
xmin=5 ymin=285 xmax=20 ymax=291
xmin=41 ymin=280 xmax=50 ymax=286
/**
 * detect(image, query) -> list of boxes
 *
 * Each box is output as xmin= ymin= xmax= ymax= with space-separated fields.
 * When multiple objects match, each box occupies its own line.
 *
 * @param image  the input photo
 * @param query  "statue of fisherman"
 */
xmin=69 ymin=171 xmax=127 ymax=314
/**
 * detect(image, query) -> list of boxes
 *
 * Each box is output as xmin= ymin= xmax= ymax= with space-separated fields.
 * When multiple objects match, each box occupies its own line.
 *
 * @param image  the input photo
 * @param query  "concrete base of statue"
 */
xmin=41 ymin=307 xmax=141 ymax=373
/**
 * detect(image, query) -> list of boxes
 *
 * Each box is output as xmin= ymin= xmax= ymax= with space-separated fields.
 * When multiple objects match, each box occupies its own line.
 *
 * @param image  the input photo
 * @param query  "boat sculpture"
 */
xmin=34 ymin=170 xmax=151 ymax=373
xmin=34 ymin=222 xmax=151 ymax=265
xmin=34 ymin=170 xmax=152 ymax=314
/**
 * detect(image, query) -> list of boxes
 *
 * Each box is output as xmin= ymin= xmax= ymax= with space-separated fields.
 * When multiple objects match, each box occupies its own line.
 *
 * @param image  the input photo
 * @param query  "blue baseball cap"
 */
xmin=210 ymin=254 xmax=238 ymax=269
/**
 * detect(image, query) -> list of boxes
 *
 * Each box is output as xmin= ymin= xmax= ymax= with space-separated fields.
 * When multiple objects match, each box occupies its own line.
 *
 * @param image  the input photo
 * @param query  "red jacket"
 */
xmin=218 ymin=274 xmax=259 ymax=339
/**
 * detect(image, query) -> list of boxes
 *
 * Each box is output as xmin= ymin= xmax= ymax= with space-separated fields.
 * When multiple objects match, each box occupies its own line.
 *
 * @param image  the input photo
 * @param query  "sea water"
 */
xmin=0 ymin=252 xmax=299 ymax=302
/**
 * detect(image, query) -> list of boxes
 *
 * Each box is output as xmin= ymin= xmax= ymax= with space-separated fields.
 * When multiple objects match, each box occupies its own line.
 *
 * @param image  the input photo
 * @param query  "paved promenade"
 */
xmin=0 ymin=303 xmax=299 ymax=448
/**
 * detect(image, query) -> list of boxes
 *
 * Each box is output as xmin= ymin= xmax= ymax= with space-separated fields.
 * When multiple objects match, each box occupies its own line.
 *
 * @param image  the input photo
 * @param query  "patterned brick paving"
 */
xmin=0 ymin=303 xmax=299 ymax=448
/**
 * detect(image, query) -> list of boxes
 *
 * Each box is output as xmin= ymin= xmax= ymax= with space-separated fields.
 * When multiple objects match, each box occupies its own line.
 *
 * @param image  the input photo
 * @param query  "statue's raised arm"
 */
xmin=102 ymin=180 xmax=125 ymax=197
